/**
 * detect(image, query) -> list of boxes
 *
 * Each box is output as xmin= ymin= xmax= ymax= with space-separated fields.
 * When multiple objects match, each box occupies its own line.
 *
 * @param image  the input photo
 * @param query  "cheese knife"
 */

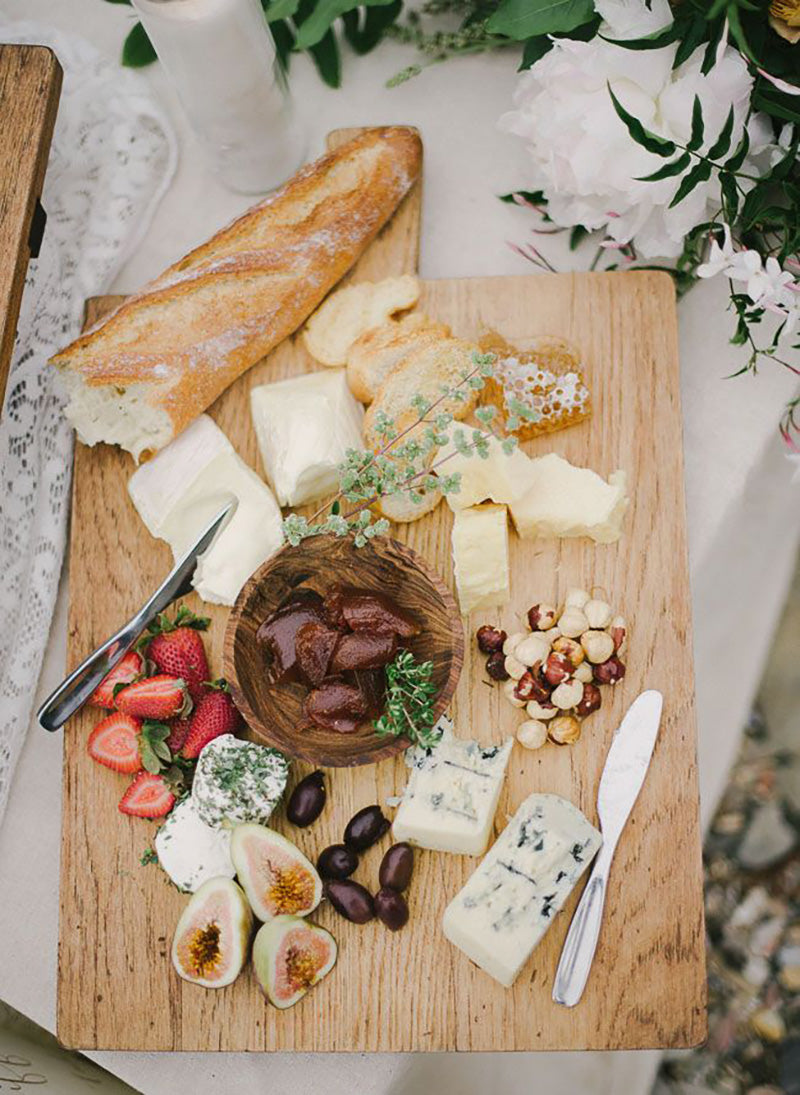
xmin=552 ymin=689 xmax=664 ymax=1007
xmin=37 ymin=500 xmax=237 ymax=732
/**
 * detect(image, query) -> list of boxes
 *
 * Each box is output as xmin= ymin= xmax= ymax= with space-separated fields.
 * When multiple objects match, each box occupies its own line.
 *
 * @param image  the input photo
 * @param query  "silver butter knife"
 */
xmin=552 ymin=689 xmax=664 ymax=1007
xmin=37 ymin=499 xmax=237 ymax=732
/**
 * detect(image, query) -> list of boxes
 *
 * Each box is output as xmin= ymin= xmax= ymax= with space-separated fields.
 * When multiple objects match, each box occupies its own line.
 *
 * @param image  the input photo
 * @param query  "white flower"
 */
xmin=594 ymin=0 xmax=672 ymax=40
xmin=745 ymin=256 xmax=796 ymax=308
xmin=696 ymin=224 xmax=735 ymax=278
xmin=770 ymin=124 xmax=796 ymax=168
xmin=500 ymin=24 xmax=770 ymax=259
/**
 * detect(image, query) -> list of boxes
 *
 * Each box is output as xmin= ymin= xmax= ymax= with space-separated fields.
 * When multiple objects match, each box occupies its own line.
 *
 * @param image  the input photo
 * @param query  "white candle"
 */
xmin=131 ymin=0 xmax=305 ymax=193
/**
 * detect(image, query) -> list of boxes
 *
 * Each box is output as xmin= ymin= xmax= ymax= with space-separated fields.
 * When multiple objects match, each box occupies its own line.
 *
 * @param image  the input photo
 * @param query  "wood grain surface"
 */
xmin=58 ymin=129 xmax=706 ymax=1052
xmin=0 ymin=44 xmax=61 ymax=403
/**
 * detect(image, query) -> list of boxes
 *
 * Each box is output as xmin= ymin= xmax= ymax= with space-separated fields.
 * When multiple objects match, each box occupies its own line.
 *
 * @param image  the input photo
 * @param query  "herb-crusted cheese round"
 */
xmin=191 ymin=734 xmax=289 ymax=828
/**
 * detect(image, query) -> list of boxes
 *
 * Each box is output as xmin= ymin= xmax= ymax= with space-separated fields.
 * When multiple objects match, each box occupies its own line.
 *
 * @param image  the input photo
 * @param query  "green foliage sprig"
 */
xmin=374 ymin=649 xmax=439 ymax=747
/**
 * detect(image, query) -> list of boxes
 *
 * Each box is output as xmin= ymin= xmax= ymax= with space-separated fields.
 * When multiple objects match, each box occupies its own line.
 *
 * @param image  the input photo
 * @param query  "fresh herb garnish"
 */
xmin=375 ymin=649 xmax=440 ymax=748
xmin=140 ymin=847 xmax=159 ymax=866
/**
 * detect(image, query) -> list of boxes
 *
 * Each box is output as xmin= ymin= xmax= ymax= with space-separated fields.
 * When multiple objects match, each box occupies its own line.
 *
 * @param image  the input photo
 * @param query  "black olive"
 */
xmin=343 ymin=804 xmax=391 ymax=852
xmin=378 ymin=843 xmax=414 ymax=892
xmin=286 ymin=771 xmax=326 ymax=827
xmin=374 ymin=888 xmax=409 ymax=931
xmin=325 ymin=880 xmax=375 ymax=924
xmin=317 ymin=844 xmax=358 ymax=880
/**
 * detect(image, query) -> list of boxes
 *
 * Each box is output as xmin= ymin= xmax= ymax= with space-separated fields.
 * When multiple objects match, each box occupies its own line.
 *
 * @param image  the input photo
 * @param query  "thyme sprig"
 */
xmin=374 ymin=649 xmax=440 ymax=748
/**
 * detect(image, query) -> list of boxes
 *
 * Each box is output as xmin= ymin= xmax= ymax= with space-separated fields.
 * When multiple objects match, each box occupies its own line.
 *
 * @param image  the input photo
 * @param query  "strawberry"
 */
xmin=144 ymin=608 xmax=210 ymax=705
xmin=87 ymin=712 xmax=142 ymax=774
xmin=89 ymin=651 xmax=144 ymax=709
xmin=181 ymin=682 xmax=242 ymax=759
xmin=165 ymin=717 xmax=192 ymax=754
xmin=119 ymin=771 xmax=176 ymax=819
xmin=116 ymin=675 xmax=191 ymax=720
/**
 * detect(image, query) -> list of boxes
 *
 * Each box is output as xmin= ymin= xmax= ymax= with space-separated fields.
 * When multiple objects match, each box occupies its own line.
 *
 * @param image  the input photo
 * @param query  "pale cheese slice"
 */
xmin=438 ymin=433 xmax=534 ymax=511
xmin=451 ymin=503 xmax=510 ymax=616
xmin=509 ymin=452 xmax=628 ymax=544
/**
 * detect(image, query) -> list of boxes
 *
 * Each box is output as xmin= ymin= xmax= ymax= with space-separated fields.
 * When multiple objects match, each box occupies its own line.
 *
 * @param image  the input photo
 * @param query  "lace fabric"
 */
xmin=0 ymin=21 xmax=176 ymax=824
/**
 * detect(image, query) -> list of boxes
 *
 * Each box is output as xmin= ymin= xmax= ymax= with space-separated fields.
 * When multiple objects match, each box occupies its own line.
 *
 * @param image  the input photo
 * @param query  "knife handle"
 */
xmin=552 ymin=844 xmax=612 ymax=1007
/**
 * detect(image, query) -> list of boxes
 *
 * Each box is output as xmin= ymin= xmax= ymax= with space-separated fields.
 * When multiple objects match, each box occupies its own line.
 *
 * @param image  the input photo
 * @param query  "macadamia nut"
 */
xmin=504 ymin=655 xmax=527 ymax=680
xmin=526 ymin=699 xmax=557 ymax=720
xmin=558 ymin=607 xmax=589 ymax=638
xmin=573 ymin=661 xmax=594 ymax=683
xmin=564 ymin=588 xmax=590 ymax=609
xmin=548 ymin=715 xmax=581 ymax=745
xmin=584 ymin=599 xmax=612 ymax=629
xmin=503 ymin=631 xmax=527 ymax=656
xmin=551 ymin=678 xmax=584 ymax=709
xmin=502 ymin=678 xmax=526 ymax=708
xmin=517 ymin=720 xmax=548 ymax=750
xmin=515 ymin=634 xmax=551 ymax=668
xmin=581 ymin=630 xmax=615 ymax=665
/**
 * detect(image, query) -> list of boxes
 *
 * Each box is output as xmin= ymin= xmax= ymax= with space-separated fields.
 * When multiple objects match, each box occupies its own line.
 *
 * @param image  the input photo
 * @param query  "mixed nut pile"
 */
xmin=476 ymin=587 xmax=627 ymax=749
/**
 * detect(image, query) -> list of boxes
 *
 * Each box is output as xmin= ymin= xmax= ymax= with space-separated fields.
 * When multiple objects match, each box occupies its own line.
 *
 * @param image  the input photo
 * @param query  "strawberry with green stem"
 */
xmin=119 ymin=771 xmax=176 ymax=819
xmin=142 ymin=606 xmax=211 ymax=705
xmin=116 ymin=675 xmax=191 ymax=720
xmin=181 ymin=680 xmax=242 ymax=759
xmin=89 ymin=650 xmax=144 ymax=709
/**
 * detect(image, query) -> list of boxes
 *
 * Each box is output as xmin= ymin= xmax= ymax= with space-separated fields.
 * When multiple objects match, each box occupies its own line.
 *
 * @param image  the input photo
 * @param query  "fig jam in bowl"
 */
xmin=223 ymin=535 xmax=464 ymax=767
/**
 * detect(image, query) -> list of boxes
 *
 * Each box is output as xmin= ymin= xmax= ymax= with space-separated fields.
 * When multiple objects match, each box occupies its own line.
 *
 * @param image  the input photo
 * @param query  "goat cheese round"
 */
xmin=155 ymin=797 xmax=234 ymax=893
xmin=191 ymin=734 xmax=289 ymax=828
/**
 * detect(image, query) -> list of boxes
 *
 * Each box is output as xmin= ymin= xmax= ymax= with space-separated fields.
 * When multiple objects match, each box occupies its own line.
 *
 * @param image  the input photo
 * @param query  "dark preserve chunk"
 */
xmin=336 ymin=587 xmax=420 ymax=638
xmin=257 ymin=601 xmax=324 ymax=683
xmin=304 ymin=679 xmax=368 ymax=733
xmin=330 ymin=631 xmax=397 ymax=674
xmin=294 ymin=621 xmax=339 ymax=686
xmin=353 ymin=668 xmax=385 ymax=719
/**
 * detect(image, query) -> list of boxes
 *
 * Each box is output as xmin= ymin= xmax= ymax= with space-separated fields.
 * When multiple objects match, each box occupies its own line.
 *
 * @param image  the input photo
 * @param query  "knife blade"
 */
xmin=37 ymin=499 xmax=237 ymax=732
xmin=552 ymin=689 xmax=664 ymax=1007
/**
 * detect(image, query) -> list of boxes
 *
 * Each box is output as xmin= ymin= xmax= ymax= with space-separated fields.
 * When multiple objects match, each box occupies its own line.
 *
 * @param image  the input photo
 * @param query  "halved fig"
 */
xmin=252 ymin=914 xmax=337 ymax=1009
xmin=171 ymin=877 xmax=252 ymax=988
xmin=231 ymin=823 xmax=322 ymax=921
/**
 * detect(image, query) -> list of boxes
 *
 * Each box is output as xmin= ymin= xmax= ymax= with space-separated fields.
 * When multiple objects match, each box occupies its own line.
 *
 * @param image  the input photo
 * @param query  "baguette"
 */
xmin=51 ymin=127 xmax=422 ymax=461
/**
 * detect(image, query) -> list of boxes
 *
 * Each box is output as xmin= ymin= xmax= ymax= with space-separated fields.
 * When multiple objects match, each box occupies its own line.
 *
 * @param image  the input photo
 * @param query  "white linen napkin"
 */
xmin=0 ymin=20 xmax=176 ymax=825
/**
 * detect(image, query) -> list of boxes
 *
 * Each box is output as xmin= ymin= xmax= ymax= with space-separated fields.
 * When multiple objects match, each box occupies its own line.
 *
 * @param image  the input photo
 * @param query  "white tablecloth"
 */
xmin=1 ymin=3 xmax=799 ymax=1093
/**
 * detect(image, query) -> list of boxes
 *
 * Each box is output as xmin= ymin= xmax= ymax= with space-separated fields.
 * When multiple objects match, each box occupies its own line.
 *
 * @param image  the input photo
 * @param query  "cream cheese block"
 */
xmin=451 ymin=503 xmax=510 ymax=616
xmin=250 ymin=369 xmax=364 ymax=506
xmin=442 ymin=793 xmax=602 ymax=987
xmin=191 ymin=734 xmax=289 ymax=828
xmin=393 ymin=729 xmax=513 ymax=856
xmin=509 ymin=452 xmax=628 ymax=544
xmin=439 ymin=432 xmax=534 ymax=512
xmin=128 ymin=414 xmax=283 ymax=605
xmin=155 ymin=797 xmax=235 ymax=893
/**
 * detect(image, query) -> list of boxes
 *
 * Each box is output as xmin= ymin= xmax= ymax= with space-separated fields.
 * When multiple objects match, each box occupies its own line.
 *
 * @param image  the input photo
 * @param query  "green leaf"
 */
xmin=263 ymin=0 xmax=300 ymax=20
xmin=707 ymin=106 xmax=735 ymax=160
xmin=635 ymin=151 xmax=691 ymax=182
xmin=701 ymin=17 xmax=725 ymax=76
xmin=269 ymin=18 xmax=296 ymax=70
xmin=672 ymin=15 xmax=707 ymax=70
xmin=121 ymin=22 xmax=157 ymax=67
xmin=519 ymin=35 xmax=552 ymax=70
xmin=686 ymin=95 xmax=704 ymax=152
xmin=607 ymin=84 xmax=677 ymax=158
xmin=569 ymin=225 xmax=589 ymax=249
xmin=770 ymin=133 xmax=800 ymax=181
xmin=103 ymin=0 xmax=132 ymax=4
xmin=719 ymin=172 xmax=740 ymax=220
xmin=342 ymin=0 xmax=401 ymax=54
xmin=668 ymin=159 xmax=712 ymax=208
xmin=307 ymin=28 xmax=342 ymax=87
xmin=725 ymin=128 xmax=750 ymax=172
xmin=499 ymin=189 xmax=546 ymax=205
xmin=294 ymin=0 xmax=396 ymax=49
xmin=600 ymin=24 xmax=679 ymax=51
xmin=486 ymin=0 xmax=595 ymax=41
xmin=727 ymin=5 xmax=757 ymax=66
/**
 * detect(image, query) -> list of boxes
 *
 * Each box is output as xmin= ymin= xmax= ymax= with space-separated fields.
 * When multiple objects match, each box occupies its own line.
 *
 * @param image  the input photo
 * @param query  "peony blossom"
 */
xmin=499 ymin=7 xmax=772 ymax=259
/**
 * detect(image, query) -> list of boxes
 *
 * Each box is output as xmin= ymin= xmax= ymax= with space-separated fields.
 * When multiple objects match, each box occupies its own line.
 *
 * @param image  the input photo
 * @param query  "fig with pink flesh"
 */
xmin=171 ymin=877 xmax=253 ymax=988
xmin=252 ymin=914 xmax=337 ymax=1009
xmin=231 ymin=823 xmax=322 ymax=922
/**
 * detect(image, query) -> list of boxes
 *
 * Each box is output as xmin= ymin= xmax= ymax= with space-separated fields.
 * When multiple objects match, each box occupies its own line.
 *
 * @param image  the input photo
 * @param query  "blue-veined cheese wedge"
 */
xmin=442 ymin=793 xmax=602 ymax=987
xmin=191 ymin=734 xmax=289 ymax=829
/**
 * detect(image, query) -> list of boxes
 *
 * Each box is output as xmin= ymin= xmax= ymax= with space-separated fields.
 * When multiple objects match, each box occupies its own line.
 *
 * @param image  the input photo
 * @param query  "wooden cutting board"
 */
xmin=58 ymin=128 xmax=706 ymax=1052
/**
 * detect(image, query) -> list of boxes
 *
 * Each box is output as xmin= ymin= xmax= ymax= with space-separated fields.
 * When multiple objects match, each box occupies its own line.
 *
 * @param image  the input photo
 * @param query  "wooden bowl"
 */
xmin=224 ymin=535 xmax=464 ymax=767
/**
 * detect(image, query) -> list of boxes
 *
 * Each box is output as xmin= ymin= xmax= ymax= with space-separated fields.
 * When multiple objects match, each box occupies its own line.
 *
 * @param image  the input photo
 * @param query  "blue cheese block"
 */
xmin=392 ymin=731 xmax=513 ymax=856
xmin=155 ymin=798 xmax=235 ymax=893
xmin=191 ymin=734 xmax=289 ymax=829
xmin=442 ymin=793 xmax=602 ymax=987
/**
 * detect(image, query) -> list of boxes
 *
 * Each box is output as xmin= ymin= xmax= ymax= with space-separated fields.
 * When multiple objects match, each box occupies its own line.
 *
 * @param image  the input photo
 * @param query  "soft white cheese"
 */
xmin=128 ymin=414 xmax=284 ymax=605
xmin=439 ymin=433 xmax=533 ymax=511
xmin=451 ymin=503 xmax=510 ymax=616
xmin=509 ymin=452 xmax=628 ymax=544
xmin=442 ymin=793 xmax=602 ymax=987
xmin=250 ymin=369 xmax=364 ymax=507
xmin=191 ymin=734 xmax=289 ymax=829
xmin=393 ymin=729 xmax=513 ymax=856
xmin=154 ymin=797 xmax=235 ymax=893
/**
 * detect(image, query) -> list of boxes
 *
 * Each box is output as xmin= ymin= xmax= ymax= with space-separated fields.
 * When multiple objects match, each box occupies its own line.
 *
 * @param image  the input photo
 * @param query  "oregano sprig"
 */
xmin=374 ymin=649 xmax=439 ymax=747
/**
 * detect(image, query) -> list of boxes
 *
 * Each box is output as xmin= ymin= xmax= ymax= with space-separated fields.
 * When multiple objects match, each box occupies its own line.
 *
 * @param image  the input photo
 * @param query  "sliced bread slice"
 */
xmin=303 ymin=274 xmax=420 ymax=367
xmin=346 ymin=316 xmax=451 ymax=404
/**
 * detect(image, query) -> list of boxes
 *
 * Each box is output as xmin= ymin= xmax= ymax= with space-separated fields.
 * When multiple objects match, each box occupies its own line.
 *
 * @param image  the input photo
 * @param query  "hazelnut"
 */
xmin=502 ymin=678 xmax=526 ymax=708
xmin=573 ymin=661 xmax=594 ymax=684
xmin=593 ymin=655 xmax=626 ymax=685
xmin=526 ymin=699 xmax=557 ymax=721
xmin=551 ymin=678 xmax=584 ymax=710
xmin=539 ymin=626 xmax=561 ymax=645
xmin=608 ymin=615 xmax=627 ymax=653
xmin=516 ymin=720 xmax=548 ymax=750
xmin=515 ymin=634 xmax=551 ymax=668
xmin=485 ymin=651 xmax=509 ymax=681
xmin=544 ymin=651 xmax=572 ymax=687
xmin=557 ymin=607 xmax=589 ymax=638
xmin=581 ymin=629 xmax=615 ymax=665
xmin=515 ymin=666 xmax=551 ymax=704
xmin=504 ymin=654 xmax=527 ymax=680
xmin=527 ymin=603 xmax=558 ymax=631
xmin=552 ymin=636 xmax=585 ymax=668
xmin=503 ymin=631 xmax=527 ymax=656
xmin=575 ymin=682 xmax=602 ymax=718
xmin=548 ymin=715 xmax=581 ymax=745
xmin=564 ymin=588 xmax=590 ymax=609
xmin=584 ymin=599 xmax=612 ymax=629
xmin=476 ymin=625 xmax=506 ymax=654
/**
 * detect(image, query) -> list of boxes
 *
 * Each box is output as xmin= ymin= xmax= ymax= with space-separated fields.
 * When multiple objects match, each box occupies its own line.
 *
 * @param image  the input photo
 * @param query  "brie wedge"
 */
xmin=128 ymin=414 xmax=283 ymax=605
xmin=250 ymin=369 xmax=364 ymax=507
xmin=509 ymin=452 xmax=628 ymax=544
xmin=451 ymin=503 xmax=510 ymax=616
xmin=439 ymin=433 xmax=533 ymax=511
